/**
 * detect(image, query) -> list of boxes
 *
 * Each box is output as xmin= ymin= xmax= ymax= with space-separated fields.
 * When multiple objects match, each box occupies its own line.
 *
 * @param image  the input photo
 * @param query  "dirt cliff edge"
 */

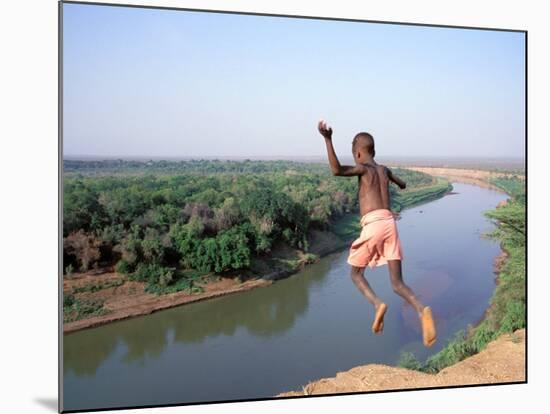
xmin=278 ymin=329 xmax=525 ymax=397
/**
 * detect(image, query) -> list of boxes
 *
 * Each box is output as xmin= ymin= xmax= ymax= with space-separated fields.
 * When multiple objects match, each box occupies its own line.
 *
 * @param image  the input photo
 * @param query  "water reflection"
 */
xmin=65 ymin=256 xmax=331 ymax=376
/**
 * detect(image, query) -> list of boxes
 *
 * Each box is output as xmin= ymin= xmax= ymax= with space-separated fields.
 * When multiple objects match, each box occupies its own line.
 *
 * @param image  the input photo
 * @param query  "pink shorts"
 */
xmin=347 ymin=209 xmax=403 ymax=268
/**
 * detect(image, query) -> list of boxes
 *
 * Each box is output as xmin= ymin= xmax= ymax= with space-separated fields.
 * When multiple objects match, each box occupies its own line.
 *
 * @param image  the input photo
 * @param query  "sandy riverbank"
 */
xmin=63 ymin=275 xmax=272 ymax=333
xmin=404 ymin=167 xmax=522 ymax=191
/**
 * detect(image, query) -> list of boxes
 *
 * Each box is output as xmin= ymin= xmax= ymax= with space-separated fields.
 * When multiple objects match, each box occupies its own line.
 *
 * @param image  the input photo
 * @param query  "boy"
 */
xmin=318 ymin=120 xmax=436 ymax=347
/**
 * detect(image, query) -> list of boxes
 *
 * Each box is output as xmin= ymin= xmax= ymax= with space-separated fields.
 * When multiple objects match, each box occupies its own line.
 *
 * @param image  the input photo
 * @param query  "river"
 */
xmin=63 ymin=182 xmax=508 ymax=411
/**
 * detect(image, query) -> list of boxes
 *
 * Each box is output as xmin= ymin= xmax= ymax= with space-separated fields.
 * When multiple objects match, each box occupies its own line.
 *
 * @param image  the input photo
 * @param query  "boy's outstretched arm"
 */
xmin=318 ymin=120 xmax=365 ymax=177
xmin=387 ymin=168 xmax=407 ymax=189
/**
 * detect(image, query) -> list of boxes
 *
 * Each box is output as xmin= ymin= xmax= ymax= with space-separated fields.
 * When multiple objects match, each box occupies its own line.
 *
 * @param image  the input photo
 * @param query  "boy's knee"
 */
xmin=391 ymin=280 xmax=404 ymax=293
xmin=350 ymin=266 xmax=364 ymax=279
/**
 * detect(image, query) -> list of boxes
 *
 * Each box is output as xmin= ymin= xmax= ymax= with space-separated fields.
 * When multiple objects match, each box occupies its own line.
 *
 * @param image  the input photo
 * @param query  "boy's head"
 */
xmin=352 ymin=132 xmax=375 ymax=161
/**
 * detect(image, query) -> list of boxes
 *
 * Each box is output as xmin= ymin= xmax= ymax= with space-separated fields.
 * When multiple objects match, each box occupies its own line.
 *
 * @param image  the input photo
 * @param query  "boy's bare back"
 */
xmin=356 ymin=163 xmax=392 ymax=216
xmin=317 ymin=120 xmax=406 ymax=216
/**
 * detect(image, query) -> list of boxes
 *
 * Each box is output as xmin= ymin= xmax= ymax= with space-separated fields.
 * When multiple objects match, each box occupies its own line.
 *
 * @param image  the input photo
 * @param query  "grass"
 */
xmin=301 ymin=253 xmax=319 ymax=264
xmin=392 ymin=178 xmax=453 ymax=212
xmin=398 ymin=352 xmax=424 ymax=371
xmin=491 ymin=176 xmax=526 ymax=200
xmin=144 ymin=269 xmax=206 ymax=295
xmin=63 ymin=294 xmax=110 ymax=323
xmin=276 ymin=252 xmax=320 ymax=271
xmin=398 ymin=176 xmax=525 ymax=373
xmin=71 ymin=278 xmax=125 ymax=294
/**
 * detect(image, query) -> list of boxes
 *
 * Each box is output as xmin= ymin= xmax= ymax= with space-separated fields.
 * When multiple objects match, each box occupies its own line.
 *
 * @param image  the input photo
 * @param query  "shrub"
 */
xmin=497 ymin=301 xmax=526 ymax=335
xmin=302 ymin=253 xmax=318 ymax=264
xmin=64 ymin=230 xmax=101 ymax=272
xmin=398 ymin=352 xmax=422 ymax=370
xmin=131 ymin=263 xmax=174 ymax=287
xmin=63 ymin=295 xmax=108 ymax=322
xmin=115 ymin=259 xmax=132 ymax=275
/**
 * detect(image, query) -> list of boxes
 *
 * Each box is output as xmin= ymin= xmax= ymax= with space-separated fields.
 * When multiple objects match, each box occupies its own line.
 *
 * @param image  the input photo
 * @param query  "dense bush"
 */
xmin=63 ymin=160 xmax=438 ymax=290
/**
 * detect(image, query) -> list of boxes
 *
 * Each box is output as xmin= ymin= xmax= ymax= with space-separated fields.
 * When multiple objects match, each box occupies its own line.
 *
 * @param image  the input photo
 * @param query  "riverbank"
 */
xmin=407 ymin=172 xmax=525 ymax=373
xmin=63 ymin=175 xmax=453 ymax=333
xmin=403 ymin=167 xmax=523 ymax=192
xmin=277 ymin=328 xmax=525 ymax=396
xmin=410 ymin=168 xmax=527 ymax=373
xmin=63 ymin=276 xmax=273 ymax=333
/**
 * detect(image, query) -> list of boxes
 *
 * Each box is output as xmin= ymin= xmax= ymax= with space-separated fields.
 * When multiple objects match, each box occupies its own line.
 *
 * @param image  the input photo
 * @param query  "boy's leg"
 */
xmin=350 ymin=265 xmax=382 ymax=307
xmin=388 ymin=260 xmax=436 ymax=347
xmin=350 ymin=266 xmax=387 ymax=333
xmin=387 ymin=260 xmax=424 ymax=316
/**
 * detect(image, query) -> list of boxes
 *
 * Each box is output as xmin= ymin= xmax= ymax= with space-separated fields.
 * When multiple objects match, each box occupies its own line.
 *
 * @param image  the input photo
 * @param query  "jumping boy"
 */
xmin=318 ymin=120 xmax=437 ymax=347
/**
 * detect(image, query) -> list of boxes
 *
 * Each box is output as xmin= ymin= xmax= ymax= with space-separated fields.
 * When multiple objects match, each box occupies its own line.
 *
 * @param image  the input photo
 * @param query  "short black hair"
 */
xmin=352 ymin=132 xmax=375 ymax=155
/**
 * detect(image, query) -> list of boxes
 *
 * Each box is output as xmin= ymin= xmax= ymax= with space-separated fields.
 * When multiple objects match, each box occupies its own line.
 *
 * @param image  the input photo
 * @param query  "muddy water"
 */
xmin=63 ymin=183 xmax=507 ymax=411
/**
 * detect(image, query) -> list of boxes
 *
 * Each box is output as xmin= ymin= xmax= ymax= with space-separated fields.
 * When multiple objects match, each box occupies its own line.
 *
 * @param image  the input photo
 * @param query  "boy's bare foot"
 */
xmin=421 ymin=306 xmax=437 ymax=347
xmin=372 ymin=303 xmax=387 ymax=334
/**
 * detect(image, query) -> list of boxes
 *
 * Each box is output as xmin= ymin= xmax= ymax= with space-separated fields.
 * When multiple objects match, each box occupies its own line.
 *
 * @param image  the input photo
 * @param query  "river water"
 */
xmin=63 ymin=183 xmax=507 ymax=411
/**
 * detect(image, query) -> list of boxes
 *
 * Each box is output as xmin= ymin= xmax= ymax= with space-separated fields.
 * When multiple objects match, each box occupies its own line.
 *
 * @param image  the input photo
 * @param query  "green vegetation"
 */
xmin=302 ymin=253 xmax=319 ymax=264
xmin=491 ymin=176 xmax=526 ymax=203
xmin=330 ymin=213 xmax=363 ymax=240
xmin=399 ymin=175 xmax=525 ymax=373
xmin=63 ymin=159 xmax=449 ymax=294
xmin=70 ymin=279 xmax=125 ymax=294
xmin=144 ymin=269 xmax=205 ymax=295
xmin=63 ymin=294 xmax=110 ymax=323
xmin=392 ymin=178 xmax=452 ymax=212
xmin=398 ymin=351 xmax=423 ymax=371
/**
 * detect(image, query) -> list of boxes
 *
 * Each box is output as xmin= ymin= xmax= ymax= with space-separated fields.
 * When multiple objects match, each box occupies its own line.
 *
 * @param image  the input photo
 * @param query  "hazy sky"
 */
xmin=63 ymin=3 xmax=525 ymax=159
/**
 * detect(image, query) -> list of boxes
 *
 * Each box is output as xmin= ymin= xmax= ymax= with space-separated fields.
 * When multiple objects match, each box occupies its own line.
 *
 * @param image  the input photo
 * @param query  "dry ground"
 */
xmin=278 ymin=329 xmax=525 ymax=396
xmin=405 ymin=167 xmax=522 ymax=191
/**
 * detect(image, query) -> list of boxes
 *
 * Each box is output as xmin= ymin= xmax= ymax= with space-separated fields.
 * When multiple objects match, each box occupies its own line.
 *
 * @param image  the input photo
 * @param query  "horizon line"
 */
xmin=63 ymin=155 xmax=526 ymax=160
